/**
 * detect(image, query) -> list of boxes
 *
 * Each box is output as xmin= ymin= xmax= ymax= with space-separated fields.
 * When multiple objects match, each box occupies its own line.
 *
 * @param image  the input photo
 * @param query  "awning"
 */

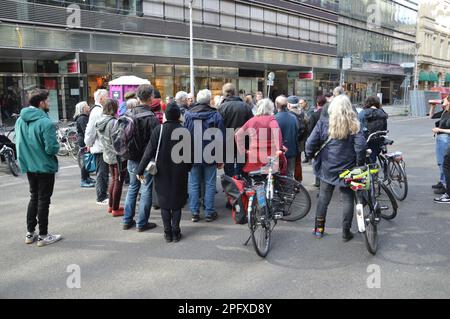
xmin=419 ymin=70 xmax=430 ymax=82
xmin=429 ymin=72 xmax=439 ymax=82
xmin=445 ymin=73 xmax=450 ymax=83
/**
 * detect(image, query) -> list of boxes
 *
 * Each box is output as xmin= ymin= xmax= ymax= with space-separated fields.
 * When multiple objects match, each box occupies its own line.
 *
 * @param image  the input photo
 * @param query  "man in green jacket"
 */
xmin=15 ymin=89 xmax=62 ymax=247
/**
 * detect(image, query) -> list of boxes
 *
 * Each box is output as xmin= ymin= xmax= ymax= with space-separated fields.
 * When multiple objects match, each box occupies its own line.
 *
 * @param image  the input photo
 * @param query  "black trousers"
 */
xmin=26 ymin=173 xmax=55 ymax=236
xmin=161 ymin=208 xmax=182 ymax=233
xmin=95 ymin=153 xmax=109 ymax=202
xmin=316 ymin=180 xmax=355 ymax=230
xmin=444 ymin=145 xmax=450 ymax=195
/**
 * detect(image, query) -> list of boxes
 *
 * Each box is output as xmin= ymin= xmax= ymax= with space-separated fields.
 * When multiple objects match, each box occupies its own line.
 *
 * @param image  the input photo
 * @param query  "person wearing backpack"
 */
xmin=122 ymin=84 xmax=160 ymax=232
xmin=359 ymin=96 xmax=388 ymax=163
xmin=184 ymin=89 xmax=225 ymax=223
xmin=85 ymin=89 xmax=110 ymax=205
xmin=96 ymin=99 xmax=127 ymax=217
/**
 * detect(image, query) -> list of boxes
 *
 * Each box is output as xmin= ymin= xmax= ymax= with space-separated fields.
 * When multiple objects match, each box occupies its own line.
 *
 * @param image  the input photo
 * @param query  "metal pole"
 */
xmin=414 ymin=43 xmax=421 ymax=90
xmin=189 ymin=0 xmax=194 ymax=96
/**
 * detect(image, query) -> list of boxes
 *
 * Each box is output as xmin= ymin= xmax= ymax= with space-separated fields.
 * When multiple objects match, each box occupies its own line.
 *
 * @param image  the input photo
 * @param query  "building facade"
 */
xmin=415 ymin=0 xmax=450 ymax=90
xmin=0 ymin=0 xmax=416 ymax=122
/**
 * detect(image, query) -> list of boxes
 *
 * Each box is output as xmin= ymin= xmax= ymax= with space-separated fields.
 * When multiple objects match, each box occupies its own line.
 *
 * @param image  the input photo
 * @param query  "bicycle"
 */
xmin=242 ymin=156 xmax=311 ymax=257
xmin=369 ymin=130 xmax=408 ymax=202
xmin=0 ymin=144 xmax=20 ymax=176
xmin=366 ymin=131 xmax=399 ymax=220
xmin=340 ymin=162 xmax=382 ymax=255
xmin=55 ymin=121 xmax=79 ymax=160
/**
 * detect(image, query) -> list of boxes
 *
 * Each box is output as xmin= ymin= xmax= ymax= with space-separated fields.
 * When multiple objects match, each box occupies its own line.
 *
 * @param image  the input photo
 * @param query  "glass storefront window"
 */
xmin=154 ymin=76 xmax=174 ymax=99
xmin=155 ymin=64 xmax=173 ymax=76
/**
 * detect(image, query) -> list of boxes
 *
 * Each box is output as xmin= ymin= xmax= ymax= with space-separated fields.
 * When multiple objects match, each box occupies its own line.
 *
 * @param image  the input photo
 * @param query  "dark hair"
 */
xmin=324 ymin=93 xmax=333 ymax=98
xmin=124 ymin=91 xmax=136 ymax=100
xmin=316 ymin=95 xmax=327 ymax=107
xmin=153 ymin=89 xmax=161 ymax=99
xmin=364 ymin=96 xmax=381 ymax=109
xmin=136 ymin=84 xmax=154 ymax=102
xmin=29 ymin=89 xmax=49 ymax=107
xmin=103 ymin=98 xmax=118 ymax=116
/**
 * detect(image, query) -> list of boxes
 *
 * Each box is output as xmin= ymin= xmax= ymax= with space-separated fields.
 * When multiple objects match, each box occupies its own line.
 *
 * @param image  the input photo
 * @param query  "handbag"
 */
xmin=83 ymin=152 xmax=96 ymax=173
xmin=146 ymin=125 xmax=163 ymax=175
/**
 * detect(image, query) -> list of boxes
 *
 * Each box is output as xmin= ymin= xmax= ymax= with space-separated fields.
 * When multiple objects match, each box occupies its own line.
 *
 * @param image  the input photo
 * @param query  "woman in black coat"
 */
xmin=137 ymin=102 xmax=192 ymax=242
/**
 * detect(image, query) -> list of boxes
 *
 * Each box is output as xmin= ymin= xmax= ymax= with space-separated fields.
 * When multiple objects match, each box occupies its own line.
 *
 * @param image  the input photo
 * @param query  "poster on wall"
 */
xmin=48 ymin=90 xmax=59 ymax=122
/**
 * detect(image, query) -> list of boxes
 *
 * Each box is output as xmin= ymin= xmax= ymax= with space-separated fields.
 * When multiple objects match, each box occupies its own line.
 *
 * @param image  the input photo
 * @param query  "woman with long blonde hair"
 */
xmin=306 ymin=95 xmax=366 ymax=241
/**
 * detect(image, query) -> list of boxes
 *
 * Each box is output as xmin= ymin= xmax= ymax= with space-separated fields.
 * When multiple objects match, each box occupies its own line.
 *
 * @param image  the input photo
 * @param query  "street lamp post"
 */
xmin=189 ymin=0 xmax=194 ymax=96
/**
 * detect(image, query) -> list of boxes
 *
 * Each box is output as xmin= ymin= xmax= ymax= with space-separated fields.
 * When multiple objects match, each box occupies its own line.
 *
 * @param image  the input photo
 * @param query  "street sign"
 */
xmin=267 ymin=80 xmax=274 ymax=86
xmin=268 ymin=72 xmax=275 ymax=81
xmin=401 ymin=63 xmax=415 ymax=68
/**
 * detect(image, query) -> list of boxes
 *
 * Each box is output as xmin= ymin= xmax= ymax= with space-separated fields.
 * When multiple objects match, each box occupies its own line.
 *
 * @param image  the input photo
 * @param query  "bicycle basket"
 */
xmin=220 ymin=174 xmax=248 ymax=224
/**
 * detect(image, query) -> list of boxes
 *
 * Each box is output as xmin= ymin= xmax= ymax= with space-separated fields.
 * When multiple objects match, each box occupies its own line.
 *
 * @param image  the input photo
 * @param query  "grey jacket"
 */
xmin=96 ymin=115 xmax=118 ymax=165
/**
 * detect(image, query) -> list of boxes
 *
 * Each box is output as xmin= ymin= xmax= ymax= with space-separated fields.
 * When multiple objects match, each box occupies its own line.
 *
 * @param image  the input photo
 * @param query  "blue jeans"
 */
xmin=436 ymin=134 xmax=450 ymax=185
xmin=123 ymin=160 xmax=153 ymax=228
xmin=188 ymin=164 xmax=217 ymax=216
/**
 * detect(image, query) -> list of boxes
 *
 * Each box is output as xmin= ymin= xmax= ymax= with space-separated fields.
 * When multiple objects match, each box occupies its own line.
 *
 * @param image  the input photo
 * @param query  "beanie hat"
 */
xmin=165 ymin=101 xmax=181 ymax=121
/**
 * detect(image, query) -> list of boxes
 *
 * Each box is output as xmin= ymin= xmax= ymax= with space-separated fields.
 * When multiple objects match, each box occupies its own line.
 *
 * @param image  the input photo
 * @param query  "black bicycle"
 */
xmin=242 ymin=157 xmax=311 ymax=257
xmin=370 ymin=130 xmax=408 ymax=201
xmin=366 ymin=131 xmax=399 ymax=220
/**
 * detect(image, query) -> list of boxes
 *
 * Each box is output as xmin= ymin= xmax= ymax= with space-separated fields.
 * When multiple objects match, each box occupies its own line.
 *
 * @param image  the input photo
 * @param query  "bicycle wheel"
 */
xmin=67 ymin=131 xmax=79 ymax=160
xmin=362 ymin=202 xmax=378 ymax=255
xmin=248 ymin=201 xmax=271 ymax=258
xmin=388 ymin=160 xmax=408 ymax=201
xmin=6 ymin=155 xmax=20 ymax=177
xmin=375 ymin=180 xmax=398 ymax=220
xmin=274 ymin=175 xmax=311 ymax=222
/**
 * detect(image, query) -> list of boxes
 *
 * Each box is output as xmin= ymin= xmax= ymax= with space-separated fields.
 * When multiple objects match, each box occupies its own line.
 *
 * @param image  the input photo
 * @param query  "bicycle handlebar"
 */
xmin=367 ymin=130 xmax=389 ymax=144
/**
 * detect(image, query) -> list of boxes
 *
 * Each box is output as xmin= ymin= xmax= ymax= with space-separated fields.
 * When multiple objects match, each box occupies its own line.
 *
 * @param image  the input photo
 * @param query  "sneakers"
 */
xmin=37 ymin=234 xmax=62 ymax=247
xmin=432 ymin=182 xmax=444 ymax=189
xmin=434 ymin=187 xmax=447 ymax=195
xmin=96 ymin=198 xmax=109 ymax=206
xmin=123 ymin=220 xmax=136 ymax=230
xmin=205 ymin=212 xmax=218 ymax=222
xmin=191 ymin=214 xmax=200 ymax=222
xmin=434 ymin=193 xmax=450 ymax=204
xmin=80 ymin=180 xmax=95 ymax=188
xmin=25 ymin=232 xmax=38 ymax=244
xmin=342 ymin=229 xmax=354 ymax=242
xmin=137 ymin=222 xmax=157 ymax=232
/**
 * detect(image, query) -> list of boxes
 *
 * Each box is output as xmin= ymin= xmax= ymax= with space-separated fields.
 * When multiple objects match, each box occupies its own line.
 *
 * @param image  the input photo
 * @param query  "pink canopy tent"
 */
xmin=108 ymin=76 xmax=151 ymax=105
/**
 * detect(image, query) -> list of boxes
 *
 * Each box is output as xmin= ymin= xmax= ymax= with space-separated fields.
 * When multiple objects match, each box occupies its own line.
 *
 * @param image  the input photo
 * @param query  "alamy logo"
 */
xmin=66 ymin=264 xmax=81 ymax=289
xmin=366 ymin=264 xmax=381 ymax=289
xmin=67 ymin=4 xmax=81 ymax=29
xmin=367 ymin=3 xmax=382 ymax=30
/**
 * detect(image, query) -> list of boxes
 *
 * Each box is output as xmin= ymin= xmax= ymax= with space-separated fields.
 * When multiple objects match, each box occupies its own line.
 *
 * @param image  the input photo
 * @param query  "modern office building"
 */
xmin=0 ymin=0 xmax=416 ymax=121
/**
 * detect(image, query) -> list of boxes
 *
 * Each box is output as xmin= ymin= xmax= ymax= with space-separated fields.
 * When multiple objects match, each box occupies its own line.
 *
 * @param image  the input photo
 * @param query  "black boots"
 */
xmin=342 ymin=229 xmax=354 ymax=242
xmin=164 ymin=231 xmax=173 ymax=243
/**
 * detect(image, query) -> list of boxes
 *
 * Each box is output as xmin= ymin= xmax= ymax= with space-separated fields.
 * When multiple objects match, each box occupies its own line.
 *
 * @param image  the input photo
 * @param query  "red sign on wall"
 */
xmin=298 ymin=72 xmax=314 ymax=80
xmin=67 ymin=61 xmax=78 ymax=74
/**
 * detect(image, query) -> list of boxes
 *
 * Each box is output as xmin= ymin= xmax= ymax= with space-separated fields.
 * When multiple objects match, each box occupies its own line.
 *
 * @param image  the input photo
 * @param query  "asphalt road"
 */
xmin=0 ymin=117 xmax=449 ymax=299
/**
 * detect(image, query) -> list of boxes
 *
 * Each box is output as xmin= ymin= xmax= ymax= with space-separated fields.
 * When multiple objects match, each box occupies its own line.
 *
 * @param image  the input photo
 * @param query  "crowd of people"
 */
xmin=13 ymin=81 xmax=450 ymax=247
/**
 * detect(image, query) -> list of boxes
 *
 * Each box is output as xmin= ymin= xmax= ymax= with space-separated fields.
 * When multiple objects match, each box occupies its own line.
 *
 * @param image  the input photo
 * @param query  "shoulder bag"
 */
xmin=146 ymin=125 xmax=163 ymax=175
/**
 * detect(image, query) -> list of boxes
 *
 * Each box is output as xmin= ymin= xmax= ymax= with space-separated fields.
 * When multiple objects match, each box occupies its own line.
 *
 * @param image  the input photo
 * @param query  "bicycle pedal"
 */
xmin=274 ymin=212 xmax=283 ymax=220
